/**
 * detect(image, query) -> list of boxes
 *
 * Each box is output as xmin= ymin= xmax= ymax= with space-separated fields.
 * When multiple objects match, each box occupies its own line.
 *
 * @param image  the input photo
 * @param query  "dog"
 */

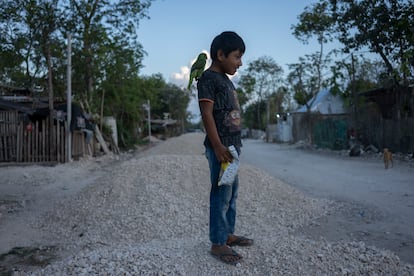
xmin=383 ymin=148 xmax=393 ymax=169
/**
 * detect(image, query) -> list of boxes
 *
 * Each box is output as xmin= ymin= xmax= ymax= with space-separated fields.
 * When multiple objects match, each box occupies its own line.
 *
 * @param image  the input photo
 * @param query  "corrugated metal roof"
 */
xmin=295 ymin=89 xmax=347 ymax=114
xmin=0 ymin=99 xmax=35 ymax=114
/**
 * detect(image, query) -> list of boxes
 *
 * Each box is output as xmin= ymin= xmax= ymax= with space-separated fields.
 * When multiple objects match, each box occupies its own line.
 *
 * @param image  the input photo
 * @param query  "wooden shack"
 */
xmin=0 ymin=84 xmax=95 ymax=164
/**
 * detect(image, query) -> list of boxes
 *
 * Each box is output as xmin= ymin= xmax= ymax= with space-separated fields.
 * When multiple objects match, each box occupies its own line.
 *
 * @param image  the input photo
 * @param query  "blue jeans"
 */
xmin=205 ymin=146 xmax=239 ymax=245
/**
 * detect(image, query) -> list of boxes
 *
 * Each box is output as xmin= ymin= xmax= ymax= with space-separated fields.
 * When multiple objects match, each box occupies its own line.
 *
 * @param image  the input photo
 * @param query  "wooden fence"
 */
xmin=0 ymin=111 xmax=18 ymax=162
xmin=17 ymin=117 xmax=67 ymax=163
xmin=0 ymin=111 xmax=91 ymax=163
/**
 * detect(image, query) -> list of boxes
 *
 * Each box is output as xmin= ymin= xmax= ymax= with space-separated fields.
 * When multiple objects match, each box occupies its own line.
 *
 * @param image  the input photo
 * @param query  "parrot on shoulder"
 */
xmin=187 ymin=52 xmax=207 ymax=90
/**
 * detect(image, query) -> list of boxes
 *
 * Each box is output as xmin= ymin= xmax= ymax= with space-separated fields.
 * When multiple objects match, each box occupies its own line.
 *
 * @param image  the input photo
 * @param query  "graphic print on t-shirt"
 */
xmin=223 ymin=89 xmax=241 ymax=133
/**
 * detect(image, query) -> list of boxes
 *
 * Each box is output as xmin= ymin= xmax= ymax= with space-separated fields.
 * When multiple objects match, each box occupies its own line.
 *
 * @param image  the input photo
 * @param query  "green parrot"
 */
xmin=187 ymin=52 xmax=207 ymax=90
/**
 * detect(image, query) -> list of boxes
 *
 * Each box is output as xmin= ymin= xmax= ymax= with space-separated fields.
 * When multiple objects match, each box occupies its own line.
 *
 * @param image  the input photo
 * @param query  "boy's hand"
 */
xmin=214 ymin=144 xmax=233 ymax=163
xmin=199 ymin=101 xmax=233 ymax=163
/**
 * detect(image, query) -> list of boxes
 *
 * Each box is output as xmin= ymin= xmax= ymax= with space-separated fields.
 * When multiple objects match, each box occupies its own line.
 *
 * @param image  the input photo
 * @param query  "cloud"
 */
xmin=169 ymin=66 xmax=190 ymax=87
xmin=169 ymin=50 xmax=210 ymax=88
xmin=167 ymin=52 xmax=209 ymax=124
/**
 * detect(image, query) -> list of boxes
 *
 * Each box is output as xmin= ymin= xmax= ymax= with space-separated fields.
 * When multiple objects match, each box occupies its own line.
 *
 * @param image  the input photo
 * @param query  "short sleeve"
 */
xmin=197 ymin=74 xmax=215 ymax=103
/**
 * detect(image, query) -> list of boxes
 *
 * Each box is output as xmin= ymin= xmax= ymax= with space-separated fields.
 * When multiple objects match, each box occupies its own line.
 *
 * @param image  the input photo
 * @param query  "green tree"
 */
xmin=291 ymin=1 xmax=338 ymax=144
xmin=329 ymin=0 xmax=414 ymax=85
xmin=0 ymin=0 xmax=151 ymax=97
xmin=287 ymin=52 xmax=332 ymax=107
xmin=101 ymin=73 xmax=190 ymax=148
xmin=297 ymin=0 xmax=413 ymax=85
xmin=235 ymin=87 xmax=249 ymax=111
xmin=292 ymin=0 xmax=334 ymax=45
xmin=0 ymin=0 xmax=62 ymax=88
xmin=238 ymin=56 xmax=284 ymax=141
xmin=63 ymin=0 xmax=151 ymax=102
xmin=156 ymin=83 xmax=191 ymax=132
xmin=1 ymin=0 xmax=67 ymax=157
xmin=0 ymin=0 xmax=196 ymax=151
xmin=330 ymin=55 xmax=384 ymax=99
xmin=243 ymin=100 xmax=266 ymax=131
xmin=292 ymin=0 xmax=335 ymax=92
xmin=268 ymin=86 xmax=289 ymax=124
xmin=101 ymin=73 xmax=164 ymax=148
xmin=238 ymin=74 xmax=255 ymax=102
xmin=287 ymin=53 xmax=331 ymax=144
xmin=293 ymin=0 xmax=413 ymax=146
xmin=329 ymin=54 xmax=385 ymax=131
xmin=292 ymin=0 xmax=337 ymax=101
xmin=0 ymin=0 xmax=156 ymax=149
xmin=326 ymin=0 xmax=414 ymax=146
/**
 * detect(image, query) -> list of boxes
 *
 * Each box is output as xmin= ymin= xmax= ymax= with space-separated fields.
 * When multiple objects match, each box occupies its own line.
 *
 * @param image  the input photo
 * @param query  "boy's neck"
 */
xmin=208 ymin=62 xmax=225 ymax=74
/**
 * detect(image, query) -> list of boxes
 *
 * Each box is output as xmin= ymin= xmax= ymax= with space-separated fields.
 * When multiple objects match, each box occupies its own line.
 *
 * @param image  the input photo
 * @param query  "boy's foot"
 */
xmin=226 ymin=234 xmax=254 ymax=247
xmin=210 ymin=244 xmax=242 ymax=265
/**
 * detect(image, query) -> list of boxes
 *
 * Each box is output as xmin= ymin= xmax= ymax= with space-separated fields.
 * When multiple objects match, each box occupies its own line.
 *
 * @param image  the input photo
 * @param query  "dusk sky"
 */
xmin=136 ymin=0 xmax=338 ymax=120
xmin=137 ymin=0 xmax=333 ymax=85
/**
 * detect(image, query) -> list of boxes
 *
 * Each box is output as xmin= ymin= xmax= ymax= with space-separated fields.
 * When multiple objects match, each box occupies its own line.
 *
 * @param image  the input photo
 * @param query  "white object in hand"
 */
xmin=218 ymin=145 xmax=239 ymax=186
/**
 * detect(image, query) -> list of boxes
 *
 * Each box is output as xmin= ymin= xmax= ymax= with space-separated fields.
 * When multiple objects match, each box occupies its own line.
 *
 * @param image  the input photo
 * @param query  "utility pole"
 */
xmin=66 ymin=34 xmax=72 ymax=162
xmin=147 ymin=99 xmax=151 ymax=138
xmin=351 ymin=53 xmax=358 ymax=132
xmin=266 ymin=95 xmax=270 ymax=142
xmin=143 ymin=100 xmax=151 ymax=139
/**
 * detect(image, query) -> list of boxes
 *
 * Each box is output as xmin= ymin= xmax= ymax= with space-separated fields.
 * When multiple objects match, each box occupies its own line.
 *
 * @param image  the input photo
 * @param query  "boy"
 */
xmin=197 ymin=31 xmax=253 ymax=265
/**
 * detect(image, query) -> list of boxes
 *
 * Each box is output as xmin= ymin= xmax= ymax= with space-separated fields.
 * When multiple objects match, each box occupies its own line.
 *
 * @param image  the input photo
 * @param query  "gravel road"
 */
xmin=241 ymin=138 xmax=414 ymax=265
xmin=0 ymin=133 xmax=413 ymax=275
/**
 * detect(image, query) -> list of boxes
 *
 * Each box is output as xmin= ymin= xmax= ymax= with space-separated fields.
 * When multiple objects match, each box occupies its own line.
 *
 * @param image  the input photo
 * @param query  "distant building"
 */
xmin=273 ymin=89 xmax=350 ymax=149
xmin=295 ymin=89 xmax=348 ymax=115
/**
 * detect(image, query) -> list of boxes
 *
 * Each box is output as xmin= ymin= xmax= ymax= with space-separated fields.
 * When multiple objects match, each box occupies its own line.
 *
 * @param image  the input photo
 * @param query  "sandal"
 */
xmin=226 ymin=235 xmax=254 ymax=247
xmin=211 ymin=246 xmax=243 ymax=265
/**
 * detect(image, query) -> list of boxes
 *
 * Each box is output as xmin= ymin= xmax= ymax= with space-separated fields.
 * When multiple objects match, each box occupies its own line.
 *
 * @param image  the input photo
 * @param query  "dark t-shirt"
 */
xmin=197 ymin=69 xmax=242 ymax=152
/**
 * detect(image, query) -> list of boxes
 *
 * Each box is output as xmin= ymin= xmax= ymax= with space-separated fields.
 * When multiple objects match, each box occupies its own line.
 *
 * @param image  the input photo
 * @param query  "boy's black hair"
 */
xmin=210 ymin=31 xmax=245 ymax=61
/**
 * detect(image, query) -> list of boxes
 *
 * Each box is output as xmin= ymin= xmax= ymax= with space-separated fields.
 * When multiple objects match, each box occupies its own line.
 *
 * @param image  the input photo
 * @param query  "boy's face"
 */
xmin=218 ymin=49 xmax=243 ymax=75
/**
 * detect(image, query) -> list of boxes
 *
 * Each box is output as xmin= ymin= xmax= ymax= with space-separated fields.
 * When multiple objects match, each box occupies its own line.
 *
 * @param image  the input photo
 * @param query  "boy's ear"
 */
xmin=217 ymin=49 xmax=225 ymax=61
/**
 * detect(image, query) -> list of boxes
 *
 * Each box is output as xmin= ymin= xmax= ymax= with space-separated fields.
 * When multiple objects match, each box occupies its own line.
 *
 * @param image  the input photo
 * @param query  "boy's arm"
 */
xmin=199 ymin=101 xmax=233 ymax=163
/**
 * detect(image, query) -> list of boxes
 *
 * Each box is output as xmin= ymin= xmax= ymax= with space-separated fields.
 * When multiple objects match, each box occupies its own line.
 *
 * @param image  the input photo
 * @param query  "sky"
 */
xmin=136 ymin=0 xmax=327 ymax=120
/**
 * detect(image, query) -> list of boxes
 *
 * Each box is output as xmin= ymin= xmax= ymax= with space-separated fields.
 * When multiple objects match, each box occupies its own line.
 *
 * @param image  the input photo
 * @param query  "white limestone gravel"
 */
xmin=7 ymin=133 xmax=414 ymax=275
